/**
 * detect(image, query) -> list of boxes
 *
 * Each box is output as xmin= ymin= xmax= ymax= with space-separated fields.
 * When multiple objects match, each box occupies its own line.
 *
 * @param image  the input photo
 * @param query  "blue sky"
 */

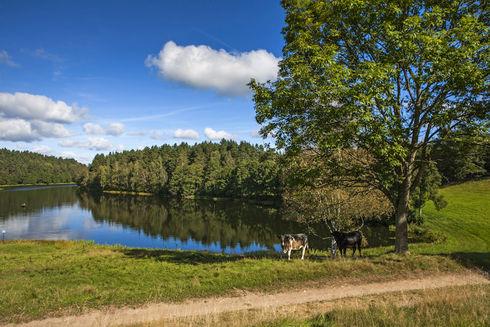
xmin=0 ymin=0 xmax=284 ymax=163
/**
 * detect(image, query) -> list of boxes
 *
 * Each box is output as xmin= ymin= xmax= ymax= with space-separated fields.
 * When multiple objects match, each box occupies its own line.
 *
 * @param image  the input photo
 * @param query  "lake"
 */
xmin=0 ymin=185 xmax=392 ymax=253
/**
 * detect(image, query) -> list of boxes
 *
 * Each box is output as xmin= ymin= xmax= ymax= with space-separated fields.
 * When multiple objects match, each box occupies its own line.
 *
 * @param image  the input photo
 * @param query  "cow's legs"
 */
xmin=301 ymin=246 xmax=306 ymax=260
xmin=288 ymin=249 xmax=291 ymax=260
xmin=352 ymin=247 xmax=356 ymax=257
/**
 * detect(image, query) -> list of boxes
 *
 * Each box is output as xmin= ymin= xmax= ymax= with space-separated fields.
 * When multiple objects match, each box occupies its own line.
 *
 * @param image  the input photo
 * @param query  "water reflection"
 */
xmin=0 ymin=186 xmax=301 ymax=253
xmin=0 ymin=186 xmax=393 ymax=253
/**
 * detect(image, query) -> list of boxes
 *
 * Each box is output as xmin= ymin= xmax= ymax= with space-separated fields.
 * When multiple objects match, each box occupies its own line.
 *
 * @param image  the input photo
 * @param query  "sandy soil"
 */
xmin=6 ymin=272 xmax=488 ymax=327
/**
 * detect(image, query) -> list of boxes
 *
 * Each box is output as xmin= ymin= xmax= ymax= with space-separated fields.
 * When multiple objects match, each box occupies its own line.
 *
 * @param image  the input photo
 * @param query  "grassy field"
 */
xmin=412 ymin=178 xmax=490 ymax=270
xmin=259 ymin=284 xmax=489 ymax=327
xmin=0 ymin=179 xmax=488 ymax=324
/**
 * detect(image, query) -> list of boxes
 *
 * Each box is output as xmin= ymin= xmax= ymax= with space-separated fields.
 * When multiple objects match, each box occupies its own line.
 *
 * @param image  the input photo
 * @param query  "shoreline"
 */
xmin=0 ymin=182 xmax=77 ymax=190
xmin=100 ymin=189 xmax=281 ymax=205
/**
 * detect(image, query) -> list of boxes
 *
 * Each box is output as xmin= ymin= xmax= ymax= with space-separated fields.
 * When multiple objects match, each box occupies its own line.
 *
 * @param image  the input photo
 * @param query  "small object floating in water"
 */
xmin=21 ymin=203 xmax=26 ymax=207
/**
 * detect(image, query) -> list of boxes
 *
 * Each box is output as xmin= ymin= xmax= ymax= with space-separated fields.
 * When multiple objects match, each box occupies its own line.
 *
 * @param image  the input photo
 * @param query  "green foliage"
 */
xmin=250 ymin=0 xmax=489 ymax=252
xmin=431 ymin=125 xmax=489 ymax=184
xmin=0 ymin=148 xmax=87 ymax=185
xmin=83 ymin=140 xmax=282 ymax=201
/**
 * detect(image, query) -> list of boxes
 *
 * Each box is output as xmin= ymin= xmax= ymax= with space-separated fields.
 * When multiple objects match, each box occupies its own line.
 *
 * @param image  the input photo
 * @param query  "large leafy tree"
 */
xmin=250 ymin=0 xmax=488 ymax=253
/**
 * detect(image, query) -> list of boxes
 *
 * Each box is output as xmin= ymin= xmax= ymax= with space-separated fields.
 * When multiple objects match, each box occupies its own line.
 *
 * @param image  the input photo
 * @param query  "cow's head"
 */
xmin=279 ymin=234 xmax=291 ymax=253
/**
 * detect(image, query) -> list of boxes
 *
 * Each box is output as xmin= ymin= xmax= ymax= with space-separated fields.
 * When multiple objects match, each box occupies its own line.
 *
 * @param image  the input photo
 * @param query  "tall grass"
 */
xmin=260 ymin=284 xmax=489 ymax=327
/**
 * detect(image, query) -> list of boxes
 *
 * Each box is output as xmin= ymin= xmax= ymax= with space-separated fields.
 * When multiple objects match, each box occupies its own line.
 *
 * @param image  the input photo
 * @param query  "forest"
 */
xmin=81 ymin=140 xmax=283 ymax=201
xmin=0 ymin=148 xmax=87 ymax=185
xmin=80 ymin=136 xmax=489 ymax=203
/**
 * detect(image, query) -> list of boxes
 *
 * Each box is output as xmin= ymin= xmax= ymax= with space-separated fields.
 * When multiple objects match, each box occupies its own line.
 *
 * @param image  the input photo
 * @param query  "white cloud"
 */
xmin=0 ymin=92 xmax=86 ymax=123
xmin=83 ymin=122 xmax=125 ymax=136
xmin=60 ymin=151 xmax=92 ymax=164
xmin=106 ymin=122 xmax=125 ymax=136
xmin=31 ymin=121 xmax=71 ymax=138
xmin=0 ymin=50 xmax=19 ymax=68
xmin=146 ymin=41 xmax=280 ymax=96
xmin=32 ymin=145 xmax=52 ymax=155
xmin=0 ymin=118 xmax=37 ymax=142
xmin=83 ymin=123 xmax=105 ymax=135
xmin=174 ymin=128 xmax=199 ymax=139
xmin=0 ymin=118 xmax=71 ymax=142
xmin=204 ymin=127 xmax=232 ymax=140
xmin=59 ymin=137 xmax=113 ymax=151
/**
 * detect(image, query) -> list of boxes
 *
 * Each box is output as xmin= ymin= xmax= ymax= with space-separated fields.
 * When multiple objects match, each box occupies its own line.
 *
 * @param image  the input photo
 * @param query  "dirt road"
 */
xmin=6 ymin=272 xmax=488 ymax=327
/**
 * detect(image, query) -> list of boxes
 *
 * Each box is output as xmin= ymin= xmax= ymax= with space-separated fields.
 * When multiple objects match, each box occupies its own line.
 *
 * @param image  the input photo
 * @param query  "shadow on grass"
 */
xmin=447 ymin=252 xmax=490 ymax=273
xmin=121 ymin=248 xmax=331 ymax=264
xmin=122 ymin=248 xmax=245 ymax=264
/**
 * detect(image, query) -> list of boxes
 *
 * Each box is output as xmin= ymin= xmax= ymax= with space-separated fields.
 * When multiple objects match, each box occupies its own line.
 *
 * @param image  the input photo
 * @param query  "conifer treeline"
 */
xmin=81 ymin=140 xmax=282 ymax=200
xmin=0 ymin=148 xmax=87 ymax=185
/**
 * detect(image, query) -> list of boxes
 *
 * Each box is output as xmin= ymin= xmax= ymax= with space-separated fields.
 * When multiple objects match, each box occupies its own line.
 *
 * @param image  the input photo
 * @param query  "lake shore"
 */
xmin=100 ymin=189 xmax=281 ymax=205
xmin=1 ymin=180 xmax=488 ymax=325
xmin=0 ymin=182 xmax=77 ymax=190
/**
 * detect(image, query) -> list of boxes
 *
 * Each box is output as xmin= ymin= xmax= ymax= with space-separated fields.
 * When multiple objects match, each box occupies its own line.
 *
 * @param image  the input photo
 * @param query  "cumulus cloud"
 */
xmin=59 ymin=137 xmax=113 ymax=151
xmin=0 ymin=119 xmax=36 ymax=142
xmin=83 ymin=122 xmax=125 ymax=136
xmin=83 ymin=123 xmax=105 ymax=135
xmin=31 ymin=121 xmax=71 ymax=138
xmin=0 ymin=92 xmax=86 ymax=123
xmin=0 ymin=118 xmax=71 ymax=142
xmin=174 ymin=128 xmax=199 ymax=140
xmin=146 ymin=41 xmax=280 ymax=95
xmin=204 ymin=127 xmax=232 ymax=140
xmin=0 ymin=50 xmax=19 ymax=67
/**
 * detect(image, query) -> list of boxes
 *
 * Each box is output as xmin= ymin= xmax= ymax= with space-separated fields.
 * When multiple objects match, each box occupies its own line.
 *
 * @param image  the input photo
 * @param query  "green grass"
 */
xmin=0 ymin=242 xmax=460 ymax=323
xmin=411 ymin=179 xmax=490 ymax=270
xmin=0 ymin=179 xmax=488 ymax=323
xmin=260 ymin=284 xmax=489 ymax=327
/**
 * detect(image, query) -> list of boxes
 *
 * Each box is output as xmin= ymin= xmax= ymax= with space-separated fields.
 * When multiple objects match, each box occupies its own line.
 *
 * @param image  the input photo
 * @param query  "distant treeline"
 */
xmin=0 ymin=148 xmax=87 ymax=185
xmin=81 ymin=136 xmax=490 ymax=201
xmin=81 ymin=140 xmax=282 ymax=200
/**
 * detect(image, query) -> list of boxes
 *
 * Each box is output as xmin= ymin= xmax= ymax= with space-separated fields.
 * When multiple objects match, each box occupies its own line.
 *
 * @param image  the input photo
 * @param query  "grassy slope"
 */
xmin=413 ymin=178 xmax=490 ymax=270
xmin=0 ymin=179 xmax=488 ymax=323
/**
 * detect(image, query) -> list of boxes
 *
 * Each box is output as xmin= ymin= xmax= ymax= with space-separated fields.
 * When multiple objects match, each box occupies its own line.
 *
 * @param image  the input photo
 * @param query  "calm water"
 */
xmin=0 ymin=185 xmax=391 ymax=253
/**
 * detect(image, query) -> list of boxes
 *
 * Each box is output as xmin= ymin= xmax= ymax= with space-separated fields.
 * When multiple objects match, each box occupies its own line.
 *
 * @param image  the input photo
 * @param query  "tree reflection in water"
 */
xmin=77 ymin=192 xmax=301 ymax=251
xmin=0 ymin=186 xmax=391 ymax=252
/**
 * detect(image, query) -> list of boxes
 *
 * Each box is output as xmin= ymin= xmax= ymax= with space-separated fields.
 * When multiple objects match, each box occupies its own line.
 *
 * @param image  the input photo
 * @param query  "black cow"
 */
xmin=331 ymin=230 xmax=363 ymax=257
xmin=327 ymin=219 xmax=364 ymax=257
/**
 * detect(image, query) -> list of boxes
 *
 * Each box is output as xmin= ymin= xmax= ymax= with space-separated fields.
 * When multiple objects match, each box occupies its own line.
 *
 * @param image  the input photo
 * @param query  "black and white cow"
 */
xmin=279 ymin=233 xmax=308 ymax=260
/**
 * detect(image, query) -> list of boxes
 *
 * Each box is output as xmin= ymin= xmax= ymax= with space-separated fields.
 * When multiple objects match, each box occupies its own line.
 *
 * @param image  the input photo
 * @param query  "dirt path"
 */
xmin=7 ymin=272 xmax=488 ymax=327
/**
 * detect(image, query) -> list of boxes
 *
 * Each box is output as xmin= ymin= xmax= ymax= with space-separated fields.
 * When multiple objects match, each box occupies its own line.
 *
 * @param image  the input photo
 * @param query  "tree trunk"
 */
xmin=395 ymin=184 xmax=409 ymax=253
xmin=395 ymin=170 xmax=412 ymax=254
